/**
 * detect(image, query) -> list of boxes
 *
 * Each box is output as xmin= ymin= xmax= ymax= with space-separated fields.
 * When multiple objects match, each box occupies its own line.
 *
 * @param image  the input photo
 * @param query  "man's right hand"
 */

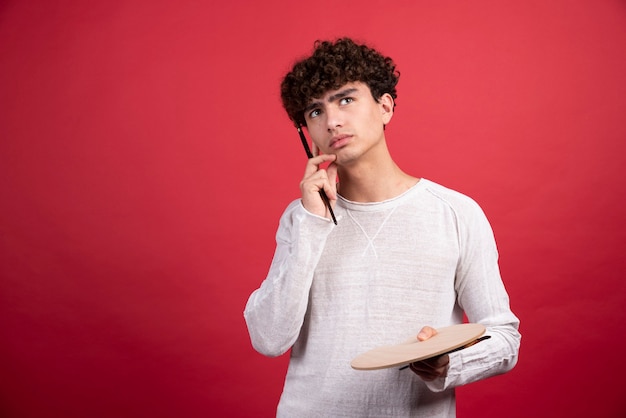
xmin=299 ymin=143 xmax=338 ymax=220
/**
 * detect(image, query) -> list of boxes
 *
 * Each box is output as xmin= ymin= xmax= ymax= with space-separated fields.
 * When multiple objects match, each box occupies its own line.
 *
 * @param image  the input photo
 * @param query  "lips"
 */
xmin=329 ymin=134 xmax=352 ymax=149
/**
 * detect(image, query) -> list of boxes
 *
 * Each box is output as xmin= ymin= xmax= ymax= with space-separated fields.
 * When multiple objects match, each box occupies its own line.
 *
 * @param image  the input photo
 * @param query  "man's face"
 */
xmin=303 ymin=82 xmax=394 ymax=166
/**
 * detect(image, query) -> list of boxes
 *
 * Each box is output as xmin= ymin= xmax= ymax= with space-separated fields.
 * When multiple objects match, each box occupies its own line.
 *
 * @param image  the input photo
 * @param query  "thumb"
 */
xmin=417 ymin=326 xmax=438 ymax=342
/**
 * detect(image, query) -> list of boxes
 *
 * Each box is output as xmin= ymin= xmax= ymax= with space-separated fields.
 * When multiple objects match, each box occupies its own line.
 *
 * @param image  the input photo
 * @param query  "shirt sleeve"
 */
xmin=425 ymin=198 xmax=521 ymax=392
xmin=243 ymin=200 xmax=335 ymax=357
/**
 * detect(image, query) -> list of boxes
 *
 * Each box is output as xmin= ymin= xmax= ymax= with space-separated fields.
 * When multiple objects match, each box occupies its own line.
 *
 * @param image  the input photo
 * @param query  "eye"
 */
xmin=308 ymin=108 xmax=322 ymax=119
xmin=339 ymin=97 xmax=354 ymax=105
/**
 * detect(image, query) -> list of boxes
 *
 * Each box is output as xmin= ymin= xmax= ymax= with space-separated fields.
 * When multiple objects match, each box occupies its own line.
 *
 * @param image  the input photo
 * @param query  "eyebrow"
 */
xmin=304 ymin=87 xmax=359 ymax=113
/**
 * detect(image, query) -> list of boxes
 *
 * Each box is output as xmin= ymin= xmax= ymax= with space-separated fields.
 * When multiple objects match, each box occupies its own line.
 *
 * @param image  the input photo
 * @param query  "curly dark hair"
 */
xmin=280 ymin=38 xmax=400 ymax=127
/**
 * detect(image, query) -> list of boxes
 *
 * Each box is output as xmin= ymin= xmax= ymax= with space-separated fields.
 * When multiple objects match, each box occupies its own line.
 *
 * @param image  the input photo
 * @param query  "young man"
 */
xmin=244 ymin=38 xmax=520 ymax=417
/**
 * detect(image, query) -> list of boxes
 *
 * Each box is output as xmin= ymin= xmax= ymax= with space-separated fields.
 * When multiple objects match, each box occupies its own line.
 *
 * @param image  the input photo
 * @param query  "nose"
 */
xmin=325 ymin=105 xmax=343 ymax=132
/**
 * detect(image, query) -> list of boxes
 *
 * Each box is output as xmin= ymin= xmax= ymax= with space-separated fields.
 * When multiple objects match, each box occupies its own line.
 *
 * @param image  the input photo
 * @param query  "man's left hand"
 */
xmin=408 ymin=326 xmax=450 ymax=381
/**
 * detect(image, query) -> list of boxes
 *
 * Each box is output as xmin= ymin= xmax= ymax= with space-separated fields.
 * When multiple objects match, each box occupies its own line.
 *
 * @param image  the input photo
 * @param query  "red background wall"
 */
xmin=1 ymin=1 xmax=625 ymax=417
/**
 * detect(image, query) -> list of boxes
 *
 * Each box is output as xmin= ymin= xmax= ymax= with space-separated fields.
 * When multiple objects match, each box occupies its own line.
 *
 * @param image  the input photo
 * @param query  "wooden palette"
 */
xmin=351 ymin=323 xmax=486 ymax=370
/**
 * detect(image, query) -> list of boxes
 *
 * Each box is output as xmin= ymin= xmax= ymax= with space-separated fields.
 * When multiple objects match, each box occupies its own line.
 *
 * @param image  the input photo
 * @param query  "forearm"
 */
xmin=244 ymin=201 xmax=334 ymax=356
xmin=424 ymin=318 xmax=520 ymax=392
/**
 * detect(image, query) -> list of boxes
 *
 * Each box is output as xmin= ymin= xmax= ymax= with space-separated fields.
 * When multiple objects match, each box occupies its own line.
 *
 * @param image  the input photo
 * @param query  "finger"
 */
xmin=300 ymin=172 xmax=335 ymax=218
xmin=409 ymin=363 xmax=439 ymax=381
xmin=303 ymin=154 xmax=337 ymax=177
xmin=311 ymin=141 xmax=319 ymax=157
xmin=409 ymin=355 xmax=450 ymax=380
xmin=409 ymin=367 xmax=437 ymax=381
xmin=325 ymin=163 xmax=339 ymax=200
xmin=300 ymin=170 xmax=334 ymax=203
xmin=417 ymin=326 xmax=438 ymax=342
xmin=411 ymin=356 xmax=447 ymax=372
xmin=301 ymin=169 xmax=330 ymax=189
xmin=409 ymin=362 xmax=431 ymax=373
xmin=427 ymin=354 xmax=450 ymax=369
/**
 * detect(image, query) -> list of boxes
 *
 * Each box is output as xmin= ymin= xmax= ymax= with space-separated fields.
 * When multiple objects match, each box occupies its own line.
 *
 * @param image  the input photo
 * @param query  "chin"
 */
xmin=335 ymin=153 xmax=359 ymax=167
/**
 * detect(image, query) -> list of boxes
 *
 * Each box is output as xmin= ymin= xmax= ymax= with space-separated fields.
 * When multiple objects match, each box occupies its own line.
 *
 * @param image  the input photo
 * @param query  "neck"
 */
xmin=337 ymin=149 xmax=419 ymax=202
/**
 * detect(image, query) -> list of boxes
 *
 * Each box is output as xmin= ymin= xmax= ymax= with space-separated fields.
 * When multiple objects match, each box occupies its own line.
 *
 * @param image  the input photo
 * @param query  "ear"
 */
xmin=379 ymin=93 xmax=394 ymax=125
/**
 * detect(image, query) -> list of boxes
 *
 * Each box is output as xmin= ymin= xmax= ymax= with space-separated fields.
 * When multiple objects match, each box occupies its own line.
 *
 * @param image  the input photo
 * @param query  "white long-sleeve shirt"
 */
xmin=244 ymin=179 xmax=520 ymax=417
